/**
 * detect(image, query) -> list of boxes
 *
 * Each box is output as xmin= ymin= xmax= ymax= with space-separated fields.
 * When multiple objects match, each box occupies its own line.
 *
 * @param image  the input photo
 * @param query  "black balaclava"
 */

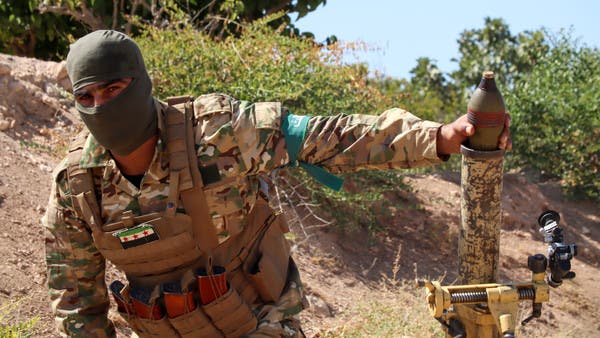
xmin=66 ymin=30 xmax=157 ymax=155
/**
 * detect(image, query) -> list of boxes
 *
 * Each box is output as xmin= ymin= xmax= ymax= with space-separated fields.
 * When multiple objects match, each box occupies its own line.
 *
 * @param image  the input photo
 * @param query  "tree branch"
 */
xmin=112 ymin=0 xmax=119 ymax=29
xmin=125 ymin=0 xmax=143 ymax=35
xmin=38 ymin=3 xmax=106 ymax=31
xmin=265 ymin=0 xmax=292 ymax=16
xmin=150 ymin=0 xmax=165 ymax=27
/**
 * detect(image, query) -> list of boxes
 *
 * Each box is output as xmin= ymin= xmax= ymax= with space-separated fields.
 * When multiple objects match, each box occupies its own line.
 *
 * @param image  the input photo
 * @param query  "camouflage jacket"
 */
xmin=42 ymin=93 xmax=444 ymax=337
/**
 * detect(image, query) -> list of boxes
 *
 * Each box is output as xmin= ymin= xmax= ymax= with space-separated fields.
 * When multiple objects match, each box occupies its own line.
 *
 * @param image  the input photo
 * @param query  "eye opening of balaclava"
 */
xmin=66 ymin=30 xmax=157 ymax=155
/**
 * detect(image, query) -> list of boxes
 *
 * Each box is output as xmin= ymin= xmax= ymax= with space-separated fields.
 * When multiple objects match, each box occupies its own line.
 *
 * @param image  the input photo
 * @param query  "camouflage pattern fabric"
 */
xmin=249 ymin=260 xmax=307 ymax=338
xmin=42 ymin=93 xmax=443 ymax=336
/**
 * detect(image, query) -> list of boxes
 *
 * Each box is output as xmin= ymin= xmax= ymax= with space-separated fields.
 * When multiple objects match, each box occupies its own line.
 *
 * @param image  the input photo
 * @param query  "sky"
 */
xmin=294 ymin=0 xmax=600 ymax=79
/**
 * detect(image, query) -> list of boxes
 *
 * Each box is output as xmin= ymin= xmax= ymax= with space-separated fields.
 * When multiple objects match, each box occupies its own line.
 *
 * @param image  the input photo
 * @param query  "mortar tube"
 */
xmin=454 ymin=145 xmax=505 ymax=337
xmin=458 ymin=145 xmax=505 ymax=284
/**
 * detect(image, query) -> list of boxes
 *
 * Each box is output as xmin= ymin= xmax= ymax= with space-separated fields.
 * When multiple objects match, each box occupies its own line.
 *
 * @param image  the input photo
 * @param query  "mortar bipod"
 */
xmin=417 ymin=254 xmax=548 ymax=338
xmin=417 ymin=210 xmax=577 ymax=337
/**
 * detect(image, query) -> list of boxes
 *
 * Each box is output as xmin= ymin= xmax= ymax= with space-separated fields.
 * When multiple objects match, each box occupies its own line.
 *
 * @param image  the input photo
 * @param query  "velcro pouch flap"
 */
xmin=135 ymin=316 xmax=178 ymax=337
xmin=227 ymin=268 xmax=259 ymax=306
xmin=168 ymin=307 xmax=223 ymax=337
xmin=202 ymin=288 xmax=257 ymax=338
xmin=246 ymin=215 xmax=291 ymax=302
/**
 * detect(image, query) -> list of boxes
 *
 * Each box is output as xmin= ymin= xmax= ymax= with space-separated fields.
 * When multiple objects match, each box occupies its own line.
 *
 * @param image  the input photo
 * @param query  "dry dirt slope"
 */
xmin=1 ymin=53 xmax=599 ymax=337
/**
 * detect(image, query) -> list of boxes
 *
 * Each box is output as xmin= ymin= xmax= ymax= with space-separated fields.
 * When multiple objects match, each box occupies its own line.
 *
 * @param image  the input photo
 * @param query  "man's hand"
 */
xmin=436 ymin=113 xmax=512 ymax=156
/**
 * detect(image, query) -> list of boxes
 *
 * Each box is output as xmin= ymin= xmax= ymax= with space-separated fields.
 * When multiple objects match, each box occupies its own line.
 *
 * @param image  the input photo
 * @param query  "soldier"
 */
xmin=42 ymin=30 xmax=511 ymax=337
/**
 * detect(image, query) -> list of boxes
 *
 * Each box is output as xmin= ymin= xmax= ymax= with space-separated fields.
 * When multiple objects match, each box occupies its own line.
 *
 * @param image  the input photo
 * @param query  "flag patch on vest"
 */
xmin=114 ymin=224 xmax=159 ymax=249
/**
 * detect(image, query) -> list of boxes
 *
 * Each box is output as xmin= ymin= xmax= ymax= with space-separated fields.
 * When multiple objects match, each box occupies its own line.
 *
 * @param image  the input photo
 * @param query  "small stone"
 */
xmin=18 ymin=249 xmax=32 ymax=256
xmin=0 ymin=119 xmax=11 ymax=131
xmin=38 ymin=163 xmax=52 ymax=172
xmin=307 ymin=294 xmax=333 ymax=317
xmin=582 ymin=226 xmax=591 ymax=236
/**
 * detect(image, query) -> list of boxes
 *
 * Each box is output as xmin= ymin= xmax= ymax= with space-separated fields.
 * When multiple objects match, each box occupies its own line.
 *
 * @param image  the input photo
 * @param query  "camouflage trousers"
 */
xmin=246 ymin=316 xmax=305 ymax=338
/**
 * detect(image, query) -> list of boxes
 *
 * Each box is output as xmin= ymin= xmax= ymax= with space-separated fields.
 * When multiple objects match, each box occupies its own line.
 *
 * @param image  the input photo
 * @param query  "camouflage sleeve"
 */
xmin=42 ymin=162 xmax=115 ymax=337
xmin=194 ymin=94 xmax=442 ymax=176
xmin=298 ymin=108 xmax=444 ymax=173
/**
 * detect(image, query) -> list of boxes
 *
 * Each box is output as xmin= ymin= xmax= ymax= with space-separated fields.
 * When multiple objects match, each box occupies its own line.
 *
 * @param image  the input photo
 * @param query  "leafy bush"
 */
xmin=137 ymin=16 xmax=406 ymax=116
xmin=505 ymin=32 xmax=600 ymax=200
xmin=0 ymin=0 xmax=84 ymax=59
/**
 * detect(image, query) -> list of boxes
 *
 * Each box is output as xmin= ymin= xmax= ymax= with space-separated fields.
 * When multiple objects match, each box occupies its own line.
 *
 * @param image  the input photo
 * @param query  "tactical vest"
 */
xmin=66 ymin=96 xmax=292 ymax=337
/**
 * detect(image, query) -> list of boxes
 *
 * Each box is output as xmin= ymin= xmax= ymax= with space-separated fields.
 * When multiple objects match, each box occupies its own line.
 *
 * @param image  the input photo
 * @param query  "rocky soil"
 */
xmin=1 ymin=53 xmax=599 ymax=337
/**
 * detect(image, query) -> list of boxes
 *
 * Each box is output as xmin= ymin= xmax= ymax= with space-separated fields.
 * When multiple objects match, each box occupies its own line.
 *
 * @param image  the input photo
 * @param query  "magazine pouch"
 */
xmin=202 ymin=287 xmax=257 ymax=338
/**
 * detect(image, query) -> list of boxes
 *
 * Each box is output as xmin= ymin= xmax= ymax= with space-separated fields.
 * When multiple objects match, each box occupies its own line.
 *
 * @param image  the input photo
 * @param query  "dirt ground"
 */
xmin=1 ymin=53 xmax=599 ymax=337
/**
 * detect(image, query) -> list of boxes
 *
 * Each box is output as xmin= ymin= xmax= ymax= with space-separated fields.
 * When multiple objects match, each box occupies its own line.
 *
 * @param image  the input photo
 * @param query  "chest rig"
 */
xmin=66 ymin=96 xmax=293 ymax=337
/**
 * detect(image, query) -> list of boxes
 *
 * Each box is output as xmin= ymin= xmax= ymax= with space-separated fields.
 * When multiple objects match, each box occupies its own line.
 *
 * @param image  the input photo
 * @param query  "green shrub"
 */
xmin=138 ymin=16 xmax=405 ymax=116
xmin=505 ymin=32 xmax=600 ymax=200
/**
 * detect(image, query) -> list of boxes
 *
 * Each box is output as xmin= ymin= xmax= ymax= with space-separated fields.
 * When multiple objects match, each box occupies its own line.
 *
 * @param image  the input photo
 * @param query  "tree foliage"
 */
xmin=1 ymin=0 xmax=327 ymax=60
xmin=181 ymin=0 xmax=327 ymax=39
xmin=452 ymin=17 xmax=548 ymax=89
xmin=406 ymin=57 xmax=461 ymax=121
xmin=138 ymin=15 xmax=401 ymax=115
xmin=0 ymin=0 xmax=84 ymax=58
xmin=504 ymin=34 xmax=600 ymax=199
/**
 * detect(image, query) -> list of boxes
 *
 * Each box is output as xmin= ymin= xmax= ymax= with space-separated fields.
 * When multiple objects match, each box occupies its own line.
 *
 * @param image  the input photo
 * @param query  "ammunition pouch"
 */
xmin=115 ymin=205 xmax=290 ymax=337
xmin=168 ymin=304 xmax=222 ymax=337
xmin=245 ymin=214 xmax=291 ymax=302
xmin=116 ymin=281 xmax=257 ymax=338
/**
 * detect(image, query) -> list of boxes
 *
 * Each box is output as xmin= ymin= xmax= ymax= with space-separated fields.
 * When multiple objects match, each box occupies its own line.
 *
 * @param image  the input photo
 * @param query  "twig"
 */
xmin=125 ymin=0 xmax=142 ymax=35
xmin=231 ymin=41 xmax=249 ymax=69
xmin=304 ymin=224 xmax=332 ymax=230
xmin=362 ymin=257 xmax=378 ymax=277
xmin=38 ymin=3 xmax=106 ymax=30
xmin=413 ymin=262 xmax=419 ymax=280
xmin=266 ymin=169 xmax=335 ymax=242
xmin=392 ymin=243 xmax=402 ymax=282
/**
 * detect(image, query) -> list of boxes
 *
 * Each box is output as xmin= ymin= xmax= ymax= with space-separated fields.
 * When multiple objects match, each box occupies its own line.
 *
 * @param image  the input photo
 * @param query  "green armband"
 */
xmin=282 ymin=114 xmax=344 ymax=191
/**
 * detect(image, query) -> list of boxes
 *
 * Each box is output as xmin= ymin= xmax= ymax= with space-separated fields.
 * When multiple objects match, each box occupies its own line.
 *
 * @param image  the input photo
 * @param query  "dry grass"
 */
xmin=315 ymin=281 xmax=444 ymax=338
